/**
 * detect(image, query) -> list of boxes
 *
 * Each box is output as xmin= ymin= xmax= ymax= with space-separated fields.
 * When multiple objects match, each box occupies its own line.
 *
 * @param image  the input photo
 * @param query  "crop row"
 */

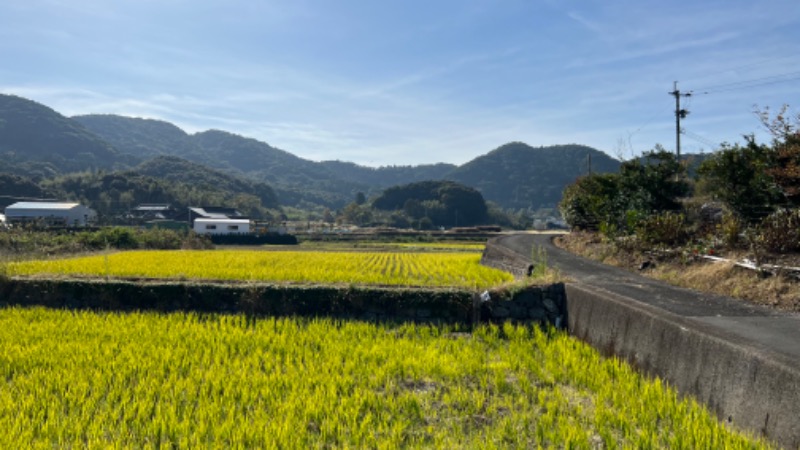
xmin=6 ymin=249 xmax=513 ymax=289
xmin=0 ymin=307 xmax=768 ymax=449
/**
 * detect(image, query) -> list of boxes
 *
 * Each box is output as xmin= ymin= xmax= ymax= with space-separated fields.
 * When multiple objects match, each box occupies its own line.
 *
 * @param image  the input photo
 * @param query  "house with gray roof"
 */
xmin=5 ymin=202 xmax=97 ymax=227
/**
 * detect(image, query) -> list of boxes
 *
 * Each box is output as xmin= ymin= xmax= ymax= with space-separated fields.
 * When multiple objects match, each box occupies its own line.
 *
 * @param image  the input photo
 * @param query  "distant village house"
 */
xmin=129 ymin=204 xmax=178 ymax=221
xmin=4 ymin=201 xmax=97 ymax=227
xmin=188 ymin=206 xmax=250 ymax=235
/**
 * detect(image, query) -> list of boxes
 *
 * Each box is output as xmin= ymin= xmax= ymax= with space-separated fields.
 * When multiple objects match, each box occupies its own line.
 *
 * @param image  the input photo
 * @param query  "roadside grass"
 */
xmin=556 ymin=233 xmax=800 ymax=311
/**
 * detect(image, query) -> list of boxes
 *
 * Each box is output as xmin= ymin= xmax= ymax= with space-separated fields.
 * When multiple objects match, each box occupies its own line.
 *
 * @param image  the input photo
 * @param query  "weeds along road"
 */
xmin=496 ymin=232 xmax=800 ymax=365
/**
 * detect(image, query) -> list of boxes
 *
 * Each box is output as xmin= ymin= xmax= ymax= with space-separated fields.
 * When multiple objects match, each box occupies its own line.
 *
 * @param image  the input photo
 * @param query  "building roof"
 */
xmin=133 ymin=204 xmax=173 ymax=211
xmin=194 ymin=218 xmax=250 ymax=224
xmin=189 ymin=206 xmax=244 ymax=219
xmin=6 ymin=201 xmax=81 ymax=211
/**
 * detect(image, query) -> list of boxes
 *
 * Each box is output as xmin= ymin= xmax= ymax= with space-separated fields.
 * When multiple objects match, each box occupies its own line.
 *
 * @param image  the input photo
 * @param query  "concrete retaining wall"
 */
xmin=566 ymin=283 xmax=800 ymax=448
xmin=481 ymin=235 xmax=800 ymax=447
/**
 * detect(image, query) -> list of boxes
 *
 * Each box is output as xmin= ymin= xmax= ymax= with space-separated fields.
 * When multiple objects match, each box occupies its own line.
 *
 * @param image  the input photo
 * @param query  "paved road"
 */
xmin=497 ymin=233 xmax=800 ymax=368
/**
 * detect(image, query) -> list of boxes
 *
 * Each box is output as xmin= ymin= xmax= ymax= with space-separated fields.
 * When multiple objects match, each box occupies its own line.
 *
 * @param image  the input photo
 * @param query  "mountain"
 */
xmin=446 ymin=142 xmax=620 ymax=210
xmin=73 ymin=114 xmax=205 ymax=162
xmin=0 ymin=94 xmax=127 ymax=177
xmin=134 ymin=156 xmax=280 ymax=209
xmin=0 ymin=95 xmax=624 ymax=212
xmin=319 ymin=160 xmax=457 ymax=188
xmin=190 ymin=130 xmax=367 ymax=207
xmin=75 ymin=114 xmax=369 ymax=207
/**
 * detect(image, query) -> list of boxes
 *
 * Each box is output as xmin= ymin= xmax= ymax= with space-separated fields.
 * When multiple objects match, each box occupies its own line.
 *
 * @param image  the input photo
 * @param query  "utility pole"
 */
xmin=669 ymin=81 xmax=691 ymax=160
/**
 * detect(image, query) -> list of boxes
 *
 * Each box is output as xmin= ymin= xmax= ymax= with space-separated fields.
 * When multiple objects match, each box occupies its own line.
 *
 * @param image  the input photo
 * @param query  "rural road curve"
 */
xmin=495 ymin=232 xmax=800 ymax=368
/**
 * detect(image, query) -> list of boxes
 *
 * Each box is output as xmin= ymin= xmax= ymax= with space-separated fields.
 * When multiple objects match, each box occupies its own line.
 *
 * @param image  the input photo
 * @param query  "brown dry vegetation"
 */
xmin=556 ymin=232 xmax=800 ymax=312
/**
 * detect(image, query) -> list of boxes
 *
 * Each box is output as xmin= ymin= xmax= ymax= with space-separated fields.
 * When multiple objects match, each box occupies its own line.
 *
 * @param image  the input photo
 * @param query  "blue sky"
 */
xmin=1 ymin=0 xmax=799 ymax=166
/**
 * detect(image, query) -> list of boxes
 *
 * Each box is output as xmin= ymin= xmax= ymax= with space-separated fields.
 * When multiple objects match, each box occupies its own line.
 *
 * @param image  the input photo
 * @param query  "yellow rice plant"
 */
xmin=0 ymin=308 xmax=772 ymax=449
xmin=6 ymin=250 xmax=513 ymax=289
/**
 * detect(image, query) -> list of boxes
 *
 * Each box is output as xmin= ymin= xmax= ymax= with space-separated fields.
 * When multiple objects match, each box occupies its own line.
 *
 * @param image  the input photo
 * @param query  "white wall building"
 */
xmin=4 ymin=202 xmax=96 ymax=227
xmin=193 ymin=218 xmax=251 ymax=235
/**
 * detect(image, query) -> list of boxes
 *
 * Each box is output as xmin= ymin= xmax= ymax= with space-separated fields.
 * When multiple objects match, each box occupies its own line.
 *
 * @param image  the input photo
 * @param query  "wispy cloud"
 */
xmin=1 ymin=0 xmax=799 ymax=165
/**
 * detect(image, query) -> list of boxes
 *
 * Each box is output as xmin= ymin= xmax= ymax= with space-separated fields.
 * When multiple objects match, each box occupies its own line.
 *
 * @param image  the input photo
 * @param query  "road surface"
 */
xmin=495 ymin=233 xmax=800 ymax=366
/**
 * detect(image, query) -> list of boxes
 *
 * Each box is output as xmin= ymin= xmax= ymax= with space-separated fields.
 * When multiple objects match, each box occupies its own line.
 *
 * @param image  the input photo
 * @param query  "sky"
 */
xmin=1 ymin=0 xmax=799 ymax=167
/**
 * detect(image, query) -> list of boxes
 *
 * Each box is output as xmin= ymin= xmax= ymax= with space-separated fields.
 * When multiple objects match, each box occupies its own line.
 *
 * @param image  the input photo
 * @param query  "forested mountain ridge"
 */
xmin=446 ymin=142 xmax=621 ymax=210
xmin=73 ymin=114 xmax=205 ymax=161
xmin=0 ymin=94 xmax=128 ymax=177
xmin=76 ymin=114 xmax=369 ymax=207
xmin=133 ymin=156 xmax=280 ymax=210
xmin=78 ymin=114 xmax=619 ymax=210
xmin=319 ymin=160 xmax=457 ymax=188
xmin=1 ymin=94 xmax=623 ymax=212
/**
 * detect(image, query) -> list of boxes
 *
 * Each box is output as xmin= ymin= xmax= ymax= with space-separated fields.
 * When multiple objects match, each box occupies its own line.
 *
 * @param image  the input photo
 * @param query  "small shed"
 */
xmin=188 ymin=206 xmax=245 ymax=225
xmin=193 ymin=218 xmax=251 ymax=235
xmin=131 ymin=204 xmax=177 ymax=220
xmin=5 ymin=202 xmax=96 ymax=227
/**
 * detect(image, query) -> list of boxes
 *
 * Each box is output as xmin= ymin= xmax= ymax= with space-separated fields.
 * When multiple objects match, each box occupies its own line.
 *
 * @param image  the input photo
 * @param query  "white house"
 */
xmin=193 ymin=218 xmax=251 ymax=235
xmin=4 ymin=202 xmax=97 ymax=227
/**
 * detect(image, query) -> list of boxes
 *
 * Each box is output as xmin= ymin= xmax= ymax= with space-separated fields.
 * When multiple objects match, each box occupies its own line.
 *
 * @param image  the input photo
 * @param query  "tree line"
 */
xmin=559 ymin=106 xmax=800 ymax=254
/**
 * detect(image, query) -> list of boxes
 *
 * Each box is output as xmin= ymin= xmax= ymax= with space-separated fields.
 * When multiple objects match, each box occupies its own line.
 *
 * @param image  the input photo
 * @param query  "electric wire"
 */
xmin=692 ymin=70 xmax=800 ymax=94
xmin=681 ymin=129 xmax=719 ymax=149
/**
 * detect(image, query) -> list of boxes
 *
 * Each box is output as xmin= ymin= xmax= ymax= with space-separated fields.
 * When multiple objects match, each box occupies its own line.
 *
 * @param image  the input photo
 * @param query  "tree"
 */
xmin=559 ymin=173 xmax=620 ymax=230
xmin=355 ymin=191 xmax=366 ymax=205
xmin=560 ymin=147 xmax=690 ymax=232
xmin=698 ymin=137 xmax=782 ymax=222
xmin=758 ymin=105 xmax=800 ymax=206
xmin=403 ymin=199 xmax=425 ymax=220
xmin=618 ymin=147 xmax=689 ymax=213
xmin=372 ymin=180 xmax=488 ymax=227
xmin=339 ymin=203 xmax=372 ymax=226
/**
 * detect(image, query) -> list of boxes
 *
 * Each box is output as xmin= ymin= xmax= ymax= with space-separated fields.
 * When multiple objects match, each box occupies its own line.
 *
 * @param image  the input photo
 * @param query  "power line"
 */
xmin=693 ymin=70 xmax=800 ymax=94
xmin=683 ymin=52 xmax=800 ymax=86
xmin=682 ymin=129 xmax=718 ymax=149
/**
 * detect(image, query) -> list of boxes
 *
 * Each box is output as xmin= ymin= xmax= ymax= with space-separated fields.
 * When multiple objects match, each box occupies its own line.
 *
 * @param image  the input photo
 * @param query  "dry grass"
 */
xmin=556 ymin=233 xmax=800 ymax=312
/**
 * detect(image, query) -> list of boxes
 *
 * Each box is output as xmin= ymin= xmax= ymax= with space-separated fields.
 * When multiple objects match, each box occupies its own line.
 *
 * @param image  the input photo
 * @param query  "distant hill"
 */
xmin=134 ymin=156 xmax=280 ymax=209
xmin=190 ymin=130 xmax=368 ymax=207
xmin=319 ymin=160 xmax=457 ymax=188
xmin=0 ymin=173 xmax=52 ymax=208
xmin=74 ymin=115 xmax=368 ymax=207
xmin=0 ymin=95 xmax=625 ymax=212
xmin=73 ymin=114 xmax=206 ymax=162
xmin=447 ymin=142 xmax=620 ymax=210
xmin=372 ymin=180 xmax=488 ymax=227
xmin=0 ymin=94 xmax=126 ymax=177
xmin=43 ymin=168 xmax=280 ymax=220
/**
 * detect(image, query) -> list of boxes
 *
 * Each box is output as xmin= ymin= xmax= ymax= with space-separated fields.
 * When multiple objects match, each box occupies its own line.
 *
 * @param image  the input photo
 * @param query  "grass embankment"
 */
xmin=557 ymin=232 xmax=800 ymax=311
xmin=5 ymin=249 xmax=513 ymax=289
xmin=0 ymin=308 xmax=770 ymax=449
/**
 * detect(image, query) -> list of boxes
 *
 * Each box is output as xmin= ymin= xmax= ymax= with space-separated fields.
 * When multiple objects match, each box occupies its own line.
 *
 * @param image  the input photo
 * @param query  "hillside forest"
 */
xmin=0 ymin=94 xmax=619 ymax=228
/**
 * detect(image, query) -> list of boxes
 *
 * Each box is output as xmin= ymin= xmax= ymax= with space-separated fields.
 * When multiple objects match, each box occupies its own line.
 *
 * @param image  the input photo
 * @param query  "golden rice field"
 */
xmin=294 ymin=240 xmax=487 ymax=254
xmin=0 ymin=307 xmax=769 ymax=449
xmin=6 ymin=249 xmax=513 ymax=289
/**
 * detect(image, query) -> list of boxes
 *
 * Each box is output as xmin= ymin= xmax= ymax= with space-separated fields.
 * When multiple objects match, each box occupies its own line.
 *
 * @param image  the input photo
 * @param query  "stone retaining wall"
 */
xmin=0 ymin=278 xmax=567 ymax=328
